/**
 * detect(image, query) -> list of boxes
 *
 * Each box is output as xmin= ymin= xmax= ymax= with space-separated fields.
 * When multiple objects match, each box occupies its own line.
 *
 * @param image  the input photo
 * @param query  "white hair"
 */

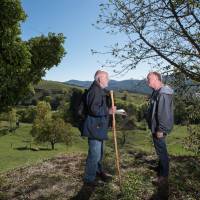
xmin=94 ymin=70 xmax=108 ymax=82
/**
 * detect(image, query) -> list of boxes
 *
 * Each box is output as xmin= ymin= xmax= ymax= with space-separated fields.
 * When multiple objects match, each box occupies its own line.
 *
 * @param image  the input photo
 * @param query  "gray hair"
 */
xmin=94 ymin=70 xmax=108 ymax=82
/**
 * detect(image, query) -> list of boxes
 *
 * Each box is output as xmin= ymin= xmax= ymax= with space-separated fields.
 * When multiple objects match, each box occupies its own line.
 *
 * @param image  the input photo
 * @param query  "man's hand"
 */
xmin=109 ymin=106 xmax=116 ymax=114
xmin=156 ymin=131 xmax=164 ymax=138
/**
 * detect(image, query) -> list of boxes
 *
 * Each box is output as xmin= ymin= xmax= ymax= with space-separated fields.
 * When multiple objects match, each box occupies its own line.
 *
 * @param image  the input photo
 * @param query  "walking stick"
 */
xmin=110 ymin=90 xmax=122 ymax=189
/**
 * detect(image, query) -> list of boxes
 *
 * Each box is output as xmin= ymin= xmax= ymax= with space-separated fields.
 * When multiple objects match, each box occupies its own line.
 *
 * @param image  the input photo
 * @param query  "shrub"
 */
xmin=17 ymin=106 xmax=36 ymax=123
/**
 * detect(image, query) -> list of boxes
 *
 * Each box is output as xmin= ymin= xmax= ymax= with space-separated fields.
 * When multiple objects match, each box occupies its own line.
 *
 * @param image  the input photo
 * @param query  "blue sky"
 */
xmin=21 ymin=0 xmax=151 ymax=82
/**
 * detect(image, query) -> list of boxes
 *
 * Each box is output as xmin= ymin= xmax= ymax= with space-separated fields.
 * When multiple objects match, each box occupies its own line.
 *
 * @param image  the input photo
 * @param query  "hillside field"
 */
xmin=0 ymin=123 xmax=199 ymax=199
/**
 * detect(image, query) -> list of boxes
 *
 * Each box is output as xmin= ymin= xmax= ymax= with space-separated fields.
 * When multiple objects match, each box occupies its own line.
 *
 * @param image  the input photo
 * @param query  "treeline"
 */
xmin=4 ymin=81 xmax=199 ymax=127
xmin=1 ymin=80 xmax=200 ymax=154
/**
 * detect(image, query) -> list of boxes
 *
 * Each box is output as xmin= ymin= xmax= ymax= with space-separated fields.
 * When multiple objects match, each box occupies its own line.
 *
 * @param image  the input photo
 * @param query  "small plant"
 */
xmin=121 ymin=171 xmax=143 ymax=200
xmin=184 ymin=98 xmax=200 ymax=155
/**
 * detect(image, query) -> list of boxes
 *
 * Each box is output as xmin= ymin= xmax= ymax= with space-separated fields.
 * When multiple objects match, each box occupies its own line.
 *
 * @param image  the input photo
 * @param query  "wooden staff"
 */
xmin=110 ymin=90 xmax=122 ymax=189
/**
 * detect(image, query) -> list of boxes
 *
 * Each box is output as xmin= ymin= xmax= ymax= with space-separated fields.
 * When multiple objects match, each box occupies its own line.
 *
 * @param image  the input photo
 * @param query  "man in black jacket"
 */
xmin=146 ymin=72 xmax=174 ymax=184
xmin=82 ymin=70 xmax=115 ymax=186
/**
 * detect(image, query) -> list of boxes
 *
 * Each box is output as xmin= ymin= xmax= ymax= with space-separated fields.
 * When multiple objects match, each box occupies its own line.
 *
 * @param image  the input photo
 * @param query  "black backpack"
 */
xmin=77 ymin=89 xmax=88 ymax=132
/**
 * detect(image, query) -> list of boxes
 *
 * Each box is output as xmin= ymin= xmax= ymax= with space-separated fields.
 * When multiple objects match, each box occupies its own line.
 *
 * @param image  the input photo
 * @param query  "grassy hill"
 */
xmin=1 ymin=80 xmax=199 ymax=199
xmin=20 ymin=80 xmax=147 ymax=112
xmin=35 ymin=80 xmax=82 ymax=92
xmin=0 ymin=123 xmax=200 ymax=199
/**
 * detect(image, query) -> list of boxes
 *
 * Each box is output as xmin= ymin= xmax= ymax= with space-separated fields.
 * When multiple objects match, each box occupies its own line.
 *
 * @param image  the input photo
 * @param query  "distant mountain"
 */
xmin=65 ymin=79 xmax=152 ymax=94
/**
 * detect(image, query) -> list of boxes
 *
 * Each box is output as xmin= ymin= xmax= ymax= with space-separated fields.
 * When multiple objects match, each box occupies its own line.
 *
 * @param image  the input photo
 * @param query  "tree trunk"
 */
xmin=51 ymin=142 xmax=55 ymax=150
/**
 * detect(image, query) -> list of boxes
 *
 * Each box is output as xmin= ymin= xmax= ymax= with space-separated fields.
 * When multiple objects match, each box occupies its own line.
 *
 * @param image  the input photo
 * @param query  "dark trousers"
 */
xmin=152 ymin=134 xmax=169 ymax=177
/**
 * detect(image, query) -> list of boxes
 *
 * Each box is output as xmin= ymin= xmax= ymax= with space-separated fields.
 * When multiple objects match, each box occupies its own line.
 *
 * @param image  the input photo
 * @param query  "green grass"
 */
xmin=166 ymin=125 xmax=193 ymax=156
xmin=107 ymin=125 xmax=193 ymax=156
xmin=0 ymin=123 xmax=87 ymax=173
xmin=0 ymin=121 xmax=193 ymax=173
xmin=0 ymin=122 xmax=199 ymax=200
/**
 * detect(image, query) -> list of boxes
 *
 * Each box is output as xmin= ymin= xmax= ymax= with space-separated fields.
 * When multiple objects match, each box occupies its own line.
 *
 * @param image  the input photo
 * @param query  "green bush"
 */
xmin=17 ymin=106 xmax=36 ymax=123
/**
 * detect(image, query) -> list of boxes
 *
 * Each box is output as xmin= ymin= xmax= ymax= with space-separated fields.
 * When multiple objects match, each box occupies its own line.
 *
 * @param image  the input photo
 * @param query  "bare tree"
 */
xmin=94 ymin=0 xmax=200 ymax=81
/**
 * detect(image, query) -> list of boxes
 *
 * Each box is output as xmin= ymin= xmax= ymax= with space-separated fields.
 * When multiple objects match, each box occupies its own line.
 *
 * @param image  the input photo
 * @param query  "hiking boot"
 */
xmin=84 ymin=180 xmax=104 ymax=187
xmin=96 ymin=172 xmax=112 ymax=182
xmin=152 ymin=176 xmax=168 ymax=186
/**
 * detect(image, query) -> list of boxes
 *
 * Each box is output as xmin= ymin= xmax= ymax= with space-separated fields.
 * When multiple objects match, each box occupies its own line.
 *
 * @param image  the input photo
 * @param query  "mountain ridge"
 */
xmin=65 ymin=79 xmax=152 ymax=94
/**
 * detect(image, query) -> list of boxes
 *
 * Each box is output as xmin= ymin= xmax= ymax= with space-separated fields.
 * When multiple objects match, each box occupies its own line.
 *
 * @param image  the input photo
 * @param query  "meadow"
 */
xmin=1 ymin=121 xmax=199 ymax=200
xmin=0 ymin=120 xmax=193 ymax=173
xmin=0 ymin=80 xmax=199 ymax=199
xmin=0 ymin=121 xmax=87 ymax=173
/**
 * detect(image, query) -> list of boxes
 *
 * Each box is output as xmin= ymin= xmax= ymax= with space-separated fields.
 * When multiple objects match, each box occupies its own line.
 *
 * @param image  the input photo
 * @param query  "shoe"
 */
xmin=152 ymin=176 xmax=168 ymax=186
xmin=84 ymin=181 xmax=98 ymax=187
xmin=96 ymin=172 xmax=112 ymax=182
xmin=84 ymin=180 xmax=104 ymax=187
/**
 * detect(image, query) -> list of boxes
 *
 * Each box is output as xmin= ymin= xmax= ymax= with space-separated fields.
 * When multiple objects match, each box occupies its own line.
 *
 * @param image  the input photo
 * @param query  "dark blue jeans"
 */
xmin=153 ymin=134 xmax=169 ymax=177
xmin=84 ymin=139 xmax=104 ymax=183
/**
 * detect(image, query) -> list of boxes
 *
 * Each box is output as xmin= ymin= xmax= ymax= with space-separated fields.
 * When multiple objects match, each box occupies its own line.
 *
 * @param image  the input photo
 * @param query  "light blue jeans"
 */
xmin=84 ymin=139 xmax=104 ymax=183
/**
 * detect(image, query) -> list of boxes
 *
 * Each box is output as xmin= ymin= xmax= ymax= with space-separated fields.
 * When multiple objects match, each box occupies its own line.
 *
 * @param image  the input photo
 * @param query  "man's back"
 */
xmin=81 ymin=81 xmax=109 ymax=140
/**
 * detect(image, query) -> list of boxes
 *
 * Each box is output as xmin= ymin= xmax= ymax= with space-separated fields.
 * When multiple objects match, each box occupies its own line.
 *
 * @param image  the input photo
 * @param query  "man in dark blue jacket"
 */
xmin=146 ymin=72 xmax=174 ymax=184
xmin=82 ymin=70 xmax=115 ymax=186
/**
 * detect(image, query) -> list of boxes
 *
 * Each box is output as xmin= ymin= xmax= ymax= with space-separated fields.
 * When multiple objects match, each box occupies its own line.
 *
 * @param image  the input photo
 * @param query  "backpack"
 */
xmin=77 ymin=89 xmax=88 ymax=132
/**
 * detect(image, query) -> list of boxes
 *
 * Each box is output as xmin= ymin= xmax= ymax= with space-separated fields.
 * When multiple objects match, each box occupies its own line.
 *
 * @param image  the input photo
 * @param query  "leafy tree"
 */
xmin=168 ymin=71 xmax=200 ymax=153
xmin=0 ymin=0 xmax=66 ymax=110
xmin=26 ymin=33 xmax=65 ymax=84
xmin=17 ymin=106 xmax=37 ymax=123
xmin=0 ymin=0 xmax=31 ymax=110
xmin=43 ymin=96 xmax=52 ymax=104
xmin=34 ymin=101 xmax=51 ymax=121
xmin=95 ymin=0 xmax=200 ymax=81
xmin=67 ymin=88 xmax=84 ymax=127
xmin=184 ymin=97 xmax=200 ymax=155
xmin=174 ymin=97 xmax=188 ymax=124
xmin=58 ymin=102 xmax=70 ymax=121
xmin=32 ymin=101 xmax=72 ymax=150
xmin=170 ymin=71 xmax=200 ymax=124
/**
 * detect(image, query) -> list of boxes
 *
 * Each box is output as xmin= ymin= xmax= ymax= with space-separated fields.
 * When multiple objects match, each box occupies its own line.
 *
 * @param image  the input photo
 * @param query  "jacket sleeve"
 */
xmin=157 ymin=94 xmax=174 ymax=133
xmin=87 ymin=89 xmax=108 ymax=117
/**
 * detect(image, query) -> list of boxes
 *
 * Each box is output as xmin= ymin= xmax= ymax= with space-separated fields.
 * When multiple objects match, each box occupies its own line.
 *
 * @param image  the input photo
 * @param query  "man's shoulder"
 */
xmin=88 ymin=81 xmax=103 ymax=94
xmin=159 ymin=85 xmax=174 ymax=95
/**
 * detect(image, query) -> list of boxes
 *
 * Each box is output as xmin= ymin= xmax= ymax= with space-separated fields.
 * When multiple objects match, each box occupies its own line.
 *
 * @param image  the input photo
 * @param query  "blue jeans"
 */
xmin=153 ymin=134 xmax=169 ymax=177
xmin=84 ymin=139 xmax=104 ymax=183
